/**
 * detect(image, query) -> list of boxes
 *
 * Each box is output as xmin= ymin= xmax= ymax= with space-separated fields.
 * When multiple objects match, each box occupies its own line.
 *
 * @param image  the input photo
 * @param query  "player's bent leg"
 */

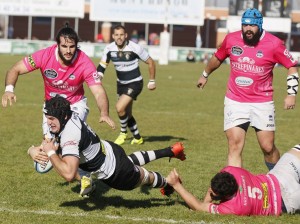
xmin=225 ymin=127 xmax=246 ymax=167
xmin=256 ymin=130 xmax=280 ymax=170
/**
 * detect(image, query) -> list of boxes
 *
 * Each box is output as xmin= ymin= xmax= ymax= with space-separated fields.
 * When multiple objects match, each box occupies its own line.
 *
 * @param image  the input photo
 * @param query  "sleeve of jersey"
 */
xmin=209 ymin=203 xmax=237 ymax=215
xmin=273 ymin=40 xmax=298 ymax=68
xmin=133 ymin=42 xmax=150 ymax=61
xmin=83 ymin=56 xmax=102 ymax=86
xmin=22 ymin=48 xmax=44 ymax=71
xmin=214 ymin=35 xmax=229 ymax=61
xmin=60 ymin=122 xmax=81 ymax=158
xmin=97 ymin=46 xmax=111 ymax=73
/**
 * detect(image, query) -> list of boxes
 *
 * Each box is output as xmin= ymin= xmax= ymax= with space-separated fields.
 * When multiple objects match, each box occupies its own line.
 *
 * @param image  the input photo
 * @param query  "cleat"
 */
xmin=114 ymin=132 xmax=127 ymax=145
xmin=160 ymin=184 xmax=174 ymax=197
xmin=80 ymin=176 xmax=96 ymax=197
xmin=170 ymin=142 xmax=186 ymax=161
xmin=130 ymin=137 xmax=144 ymax=145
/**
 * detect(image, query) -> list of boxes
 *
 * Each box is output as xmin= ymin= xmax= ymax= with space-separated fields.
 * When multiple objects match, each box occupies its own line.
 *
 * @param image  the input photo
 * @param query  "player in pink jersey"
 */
xmin=2 ymin=23 xmax=115 ymax=196
xmin=196 ymin=8 xmax=299 ymax=170
xmin=166 ymin=144 xmax=300 ymax=215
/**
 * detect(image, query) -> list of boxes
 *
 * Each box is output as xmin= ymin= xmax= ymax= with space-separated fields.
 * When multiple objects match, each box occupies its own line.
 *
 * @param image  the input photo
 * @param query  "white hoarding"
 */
xmin=90 ymin=0 xmax=205 ymax=26
xmin=0 ymin=0 xmax=85 ymax=18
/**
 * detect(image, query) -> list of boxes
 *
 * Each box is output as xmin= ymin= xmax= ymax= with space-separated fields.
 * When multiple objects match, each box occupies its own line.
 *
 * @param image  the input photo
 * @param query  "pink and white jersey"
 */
xmin=215 ymin=30 xmax=297 ymax=103
xmin=209 ymin=166 xmax=282 ymax=216
xmin=23 ymin=44 xmax=101 ymax=104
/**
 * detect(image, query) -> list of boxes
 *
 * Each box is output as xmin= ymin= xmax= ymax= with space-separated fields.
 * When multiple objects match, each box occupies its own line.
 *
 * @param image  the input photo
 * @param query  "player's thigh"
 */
xmin=256 ymin=130 xmax=275 ymax=150
xmin=116 ymin=94 xmax=133 ymax=113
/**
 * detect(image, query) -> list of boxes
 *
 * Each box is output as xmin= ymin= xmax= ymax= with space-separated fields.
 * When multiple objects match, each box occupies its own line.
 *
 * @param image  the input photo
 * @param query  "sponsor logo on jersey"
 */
xmin=92 ymin=72 xmax=101 ymax=83
xmin=256 ymin=50 xmax=263 ymax=58
xmin=111 ymin=52 xmax=118 ymax=58
xmin=284 ymin=49 xmax=297 ymax=63
xmin=28 ymin=55 xmax=36 ymax=68
xmin=261 ymin=183 xmax=269 ymax=208
xmin=235 ymin=76 xmax=253 ymax=87
xmin=69 ymin=74 xmax=75 ymax=80
xmin=44 ymin=69 xmax=58 ymax=79
xmin=231 ymin=46 xmax=243 ymax=56
xmin=62 ymin=140 xmax=78 ymax=148
xmin=238 ymin=57 xmax=255 ymax=64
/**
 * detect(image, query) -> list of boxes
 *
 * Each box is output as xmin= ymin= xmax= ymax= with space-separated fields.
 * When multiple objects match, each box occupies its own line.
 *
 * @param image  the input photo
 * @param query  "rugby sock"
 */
xmin=151 ymin=172 xmax=167 ymax=188
xmin=128 ymin=116 xmax=141 ymax=139
xmin=127 ymin=147 xmax=173 ymax=166
xmin=119 ymin=113 xmax=128 ymax=133
xmin=265 ymin=161 xmax=276 ymax=171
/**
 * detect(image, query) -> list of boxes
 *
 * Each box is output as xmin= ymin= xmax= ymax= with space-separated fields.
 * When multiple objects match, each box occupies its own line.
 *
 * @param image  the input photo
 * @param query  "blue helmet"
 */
xmin=241 ymin=8 xmax=263 ymax=32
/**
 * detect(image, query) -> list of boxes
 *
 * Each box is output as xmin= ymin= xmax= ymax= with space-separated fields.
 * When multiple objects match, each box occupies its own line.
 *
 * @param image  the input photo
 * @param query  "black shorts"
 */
xmin=102 ymin=141 xmax=140 ymax=190
xmin=117 ymin=80 xmax=143 ymax=100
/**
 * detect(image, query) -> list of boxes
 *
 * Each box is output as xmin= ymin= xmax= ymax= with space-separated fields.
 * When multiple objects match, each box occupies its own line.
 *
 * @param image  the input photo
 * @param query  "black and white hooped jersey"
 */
xmin=58 ymin=113 xmax=106 ymax=172
xmin=99 ymin=40 xmax=150 ymax=84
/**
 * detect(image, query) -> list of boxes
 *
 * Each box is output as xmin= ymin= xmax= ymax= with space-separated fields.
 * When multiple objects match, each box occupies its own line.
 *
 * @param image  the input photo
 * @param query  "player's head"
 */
xmin=112 ymin=24 xmax=128 ymax=48
xmin=55 ymin=22 xmax=79 ymax=65
xmin=241 ymin=8 xmax=263 ymax=46
xmin=210 ymin=171 xmax=238 ymax=202
xmin=44 ymin=95 xmax=72 ymax=134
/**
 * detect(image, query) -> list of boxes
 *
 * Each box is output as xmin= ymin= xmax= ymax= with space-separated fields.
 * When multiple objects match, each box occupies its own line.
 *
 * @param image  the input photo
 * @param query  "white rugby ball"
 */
xmin=34 ymin=160 xmax=53 ymax=174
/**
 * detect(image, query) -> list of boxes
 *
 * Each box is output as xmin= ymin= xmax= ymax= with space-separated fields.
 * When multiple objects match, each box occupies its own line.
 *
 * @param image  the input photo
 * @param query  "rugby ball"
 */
xmin=34 ymin=160 xmax=53 ymax=174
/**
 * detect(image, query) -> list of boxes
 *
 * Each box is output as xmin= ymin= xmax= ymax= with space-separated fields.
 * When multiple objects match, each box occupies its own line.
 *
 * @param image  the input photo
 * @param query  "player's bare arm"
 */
xmin=2 ymin=60 xmax=29 ymax=107
xmin=167 ymin=168 xmax=210 ymax=212
xmin=145 ymin=57 xmax=156 ymax=90
xmin=285 ymin=66 xmax=299 ymax=110
xmin=43 ymin=138 xmax=79 ymax=182
xmin=89 ymin=84 xmax=116 ymax=129
xmin=197 ymin=54 xmax=222 ymax=89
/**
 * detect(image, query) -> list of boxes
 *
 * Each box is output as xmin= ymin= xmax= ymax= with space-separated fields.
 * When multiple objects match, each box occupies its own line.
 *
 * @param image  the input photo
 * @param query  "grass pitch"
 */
xmin=1 ymin=55 xmax=300 ymax=223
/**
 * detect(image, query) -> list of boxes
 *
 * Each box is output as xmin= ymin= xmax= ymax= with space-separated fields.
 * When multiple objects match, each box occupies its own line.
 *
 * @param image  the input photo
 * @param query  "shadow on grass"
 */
xmin=60 ymin=181 xmax=186 ymax=211
xmin=142 ymin=135 xmax=187 ymax=142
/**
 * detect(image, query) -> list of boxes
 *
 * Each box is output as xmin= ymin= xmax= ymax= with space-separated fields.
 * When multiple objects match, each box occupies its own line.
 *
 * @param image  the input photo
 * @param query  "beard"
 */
xmin=58 ymin=47 xmax=75 ymax=65
xmin=242 ymin=30 xmax=261 ymax=46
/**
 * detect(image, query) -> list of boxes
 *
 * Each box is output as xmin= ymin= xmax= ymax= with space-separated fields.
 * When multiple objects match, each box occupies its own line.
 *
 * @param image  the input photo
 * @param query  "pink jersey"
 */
xmin=23 ymin=44 xmax=101 ymax=104
xmin=215 ymin=30 xmax=297 ymax=103
xmin=209 ymin=166 xmax=282 ymax=216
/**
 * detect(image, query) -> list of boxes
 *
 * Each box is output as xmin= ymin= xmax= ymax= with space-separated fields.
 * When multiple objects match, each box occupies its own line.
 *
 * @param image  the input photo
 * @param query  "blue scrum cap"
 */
xmin=241 ymin=8 xmax=263 ymax=32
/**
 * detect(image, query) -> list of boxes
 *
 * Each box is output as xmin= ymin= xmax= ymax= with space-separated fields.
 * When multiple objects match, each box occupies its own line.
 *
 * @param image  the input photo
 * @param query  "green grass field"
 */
xmin=1 ymin=55 xmax=300 ymax=224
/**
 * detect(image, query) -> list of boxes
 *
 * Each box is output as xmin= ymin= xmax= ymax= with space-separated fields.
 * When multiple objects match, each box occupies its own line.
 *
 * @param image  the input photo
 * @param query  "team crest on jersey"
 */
xmin=256 ymin=50 xmax=263 ymax=58
xmin=44 ymin=69 xmax=58 ymax=79
xmin=69 ymin=74 xmax=75 ymax=80
xmin=231 ymin=46 xmax=243 ymax=56
xmin=124 ymin=52 xmax=131 ymax=60
xmin=28 ymin=55 xmax=36 ymax=68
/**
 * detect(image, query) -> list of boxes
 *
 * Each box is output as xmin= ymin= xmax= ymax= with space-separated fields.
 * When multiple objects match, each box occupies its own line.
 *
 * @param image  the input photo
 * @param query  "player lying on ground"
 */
xmin=167 ymin=144 xmax=300 ymax=215
xmin=28 ymin=95 xmax=186 ymax=197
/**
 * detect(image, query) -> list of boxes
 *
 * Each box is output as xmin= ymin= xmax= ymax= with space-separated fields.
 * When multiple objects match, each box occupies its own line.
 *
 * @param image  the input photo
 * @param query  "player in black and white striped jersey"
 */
xmin=32 ymin=96 xmax=185 ymax=197
xmin=97 ymin=24 xmax=156 ymax=146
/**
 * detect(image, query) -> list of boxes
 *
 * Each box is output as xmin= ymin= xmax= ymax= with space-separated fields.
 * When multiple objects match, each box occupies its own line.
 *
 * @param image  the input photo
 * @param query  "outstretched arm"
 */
xmin=197 ymin=54 xmax=223 ymax=89
xmin=2 ymin=59 xmax=29 ymax=107
xmin=166 ymin=168 xmax=211 ymax=212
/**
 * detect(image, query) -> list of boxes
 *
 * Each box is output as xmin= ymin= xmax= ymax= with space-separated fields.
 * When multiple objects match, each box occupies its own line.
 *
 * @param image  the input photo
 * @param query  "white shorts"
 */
xmin=224 ymin=97 xmax=275 ymax=131
xmin=42 ymin=97 xmax=90 ymax=137
xmin=269 ymin=152 xmax=300 ymax=214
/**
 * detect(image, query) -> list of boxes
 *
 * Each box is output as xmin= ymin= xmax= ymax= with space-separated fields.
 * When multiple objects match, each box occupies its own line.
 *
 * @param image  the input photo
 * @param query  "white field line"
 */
xmin=0 ymin=206 xmax=217 ymax=224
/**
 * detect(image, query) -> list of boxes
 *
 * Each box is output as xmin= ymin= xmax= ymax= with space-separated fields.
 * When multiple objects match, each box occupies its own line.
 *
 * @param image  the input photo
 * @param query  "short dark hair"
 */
xmin=210 ymin=171 xmax=238 ymax=202
xmin=55 ymin=22 xmax=80 ymax=46
xmin=112 ymin=24 xmax=126 ymax=33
